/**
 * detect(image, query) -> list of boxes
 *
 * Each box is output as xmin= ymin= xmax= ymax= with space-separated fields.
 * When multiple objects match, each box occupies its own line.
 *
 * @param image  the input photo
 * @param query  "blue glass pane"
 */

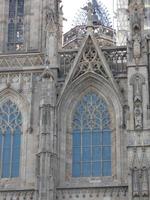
xmin=72 ymin=163 xmax=80 ymax=177
xmin=102 ymin=161 xmax=111 ymax=176
xmin=73 ymin=131 xmax=81 ymax=146
xmin=11 ymin=127 xmax=21 ymax=177
xmin=92 ymin=162 xmax=101 ymax=176
xmin=92 ymin=129 xmax=101 ymax=145
xmin=92 ymin=147 xmax=101 ymax=161
xmin=82 ymin=147 xmax=91 ymax=161
xmin=11 ymin=163 xmax=19 ymax=177
xmin=2 ymin=128 xmax=11 ymax=178
xmin=82 ymin=162 xmax=91 ymax=176
xmin=73 ymin=147 xmax=81 ymax=162
xmin=102 ymin=147 xmax=111 ymax=160
xmin=102 ymin=130 xmax=111 ymax=145
xmin=82 ymin=131 xmax=91 ymax=146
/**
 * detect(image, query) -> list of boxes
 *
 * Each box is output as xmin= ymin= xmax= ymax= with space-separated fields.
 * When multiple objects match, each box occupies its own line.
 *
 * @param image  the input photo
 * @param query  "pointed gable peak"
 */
xmin=70 ymin=33 xmax=110 ymax=82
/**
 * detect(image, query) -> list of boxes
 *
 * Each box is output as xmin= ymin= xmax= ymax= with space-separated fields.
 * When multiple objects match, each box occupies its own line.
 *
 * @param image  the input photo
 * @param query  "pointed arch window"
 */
xmin=72 ymin=92 xmax=111 ymax=177
xmin=8 ymin=0 xmax=24 ymax=51
xmin=0 ymin=100 xmax=22 ymax=178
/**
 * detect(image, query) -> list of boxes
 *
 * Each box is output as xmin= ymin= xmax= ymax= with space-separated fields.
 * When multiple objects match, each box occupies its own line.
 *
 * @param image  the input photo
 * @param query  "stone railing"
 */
xmin=102 ymin=46 xmax=127 ymax=76
xmin=63 ymin=25 xmax=115 ymax=49
xmin=0 ymin=189 xmax=35 ymax=200
xmin=58 ymin=49 xmax=78 ymax=78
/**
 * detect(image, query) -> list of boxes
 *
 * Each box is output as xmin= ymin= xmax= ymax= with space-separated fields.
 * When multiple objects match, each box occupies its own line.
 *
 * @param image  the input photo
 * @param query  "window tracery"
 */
xmin=0 ymin=100 xmax=22 ymax=178
xmin=72 ymin=92 xmax=111 ymax=177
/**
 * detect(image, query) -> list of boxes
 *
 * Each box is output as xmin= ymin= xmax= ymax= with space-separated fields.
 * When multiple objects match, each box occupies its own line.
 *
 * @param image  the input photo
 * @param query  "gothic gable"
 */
xmin=61 ymin=33 xmax=120 ymax=99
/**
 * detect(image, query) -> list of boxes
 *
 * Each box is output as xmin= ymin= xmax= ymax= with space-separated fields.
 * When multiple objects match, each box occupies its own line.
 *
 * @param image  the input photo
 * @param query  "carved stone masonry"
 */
xmin=130 ymin=73 xmax=145 ymax=130
xmin=73 ymin=37 xmax=108 ymax=80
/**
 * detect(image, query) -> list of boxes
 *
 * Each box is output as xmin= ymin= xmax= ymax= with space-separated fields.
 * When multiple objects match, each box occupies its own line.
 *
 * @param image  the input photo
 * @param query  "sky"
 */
xmin=62 ymin=0 xmax=115 ymax=33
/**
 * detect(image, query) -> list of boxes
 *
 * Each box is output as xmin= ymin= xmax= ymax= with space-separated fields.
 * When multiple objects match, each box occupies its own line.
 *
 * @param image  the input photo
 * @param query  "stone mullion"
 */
xmin=0 ymin=134 xmax=4 ymax=178
xmin=9 ymin=132 xmax=13 ymax=177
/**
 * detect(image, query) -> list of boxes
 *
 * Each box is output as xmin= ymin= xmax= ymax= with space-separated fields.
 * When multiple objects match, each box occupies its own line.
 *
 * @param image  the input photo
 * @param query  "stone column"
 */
xmin=127 ymin=1 xmax=150 ymax=200
xmin=37 ymin=71 xmax=57 ymax=200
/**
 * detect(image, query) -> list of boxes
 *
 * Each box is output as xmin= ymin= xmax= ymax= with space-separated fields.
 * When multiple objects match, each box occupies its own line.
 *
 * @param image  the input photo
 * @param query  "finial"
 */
xmin=82 ymin=2 xmax=94 ymax=33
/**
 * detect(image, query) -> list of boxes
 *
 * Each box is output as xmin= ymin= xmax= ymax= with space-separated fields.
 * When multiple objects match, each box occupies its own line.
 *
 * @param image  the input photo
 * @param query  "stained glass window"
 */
xmin=8 ymin=0 xmax=24 ymax=51
xmin=0 ymin=100 xmax=22 ymax=178
xmin=72 ymin=92 xmax=111 ymax=177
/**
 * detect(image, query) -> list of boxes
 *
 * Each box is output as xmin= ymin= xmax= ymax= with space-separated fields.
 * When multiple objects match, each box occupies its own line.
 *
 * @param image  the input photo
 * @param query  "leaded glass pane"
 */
xmin=92 ymin=162 xmax=101 ymax=176
xmin=9 ymin=0 xmax=16 ymax=18
xmin=82 ymin=147 xmax=91 ymax=161
xmin=73 ymin=131 xmax=81 ymax=146
xmin=8 ymin=21 xmax=15 ymax=43
xmin=102 ymin=161 xmax=111 ymax=176
xmin=0 ymin=100 xmax=22 ymax=178
xmin=92 ymin=129 xmax=102 ymax=145
xmin=102 ymin=147 xmax=111 ymax=161
xmin=73 ymin=147 xmax=81 ymax=162
xmin=92 ymin=146 xmax=101 ymax=161
xmin=102 ymin=129 xmax=111 ymax=145
xmin=72 ymin=163 xmax=80 ymax=177
xmin=82 ymin=162 xmax=91 ymax=177
xmin=72 ymin=92 xmax=111 ymax=177
xmin=82 ymin=130 xmax=91 ymax=147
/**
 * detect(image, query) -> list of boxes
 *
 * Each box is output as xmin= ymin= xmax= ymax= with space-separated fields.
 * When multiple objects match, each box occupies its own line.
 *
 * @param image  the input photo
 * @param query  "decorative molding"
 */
xmin=0 ymin=72 xmax=42 ymax=85
xmin=0 ymin=53 xmax=44 ymax=68
xmin=0 ymin=190 xmax=35 ymax=200
xmin=56 ymin=186 xmax=128 ymax=199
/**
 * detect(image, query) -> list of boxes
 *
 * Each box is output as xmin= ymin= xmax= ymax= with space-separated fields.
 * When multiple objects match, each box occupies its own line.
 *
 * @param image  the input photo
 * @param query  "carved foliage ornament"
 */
xmin=73 ymin=38 xmax=108 ymax=80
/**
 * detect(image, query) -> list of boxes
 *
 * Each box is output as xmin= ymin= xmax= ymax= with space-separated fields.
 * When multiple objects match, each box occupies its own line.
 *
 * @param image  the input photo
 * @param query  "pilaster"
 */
xmin=127 ymin=1 xmax=150 ymax=200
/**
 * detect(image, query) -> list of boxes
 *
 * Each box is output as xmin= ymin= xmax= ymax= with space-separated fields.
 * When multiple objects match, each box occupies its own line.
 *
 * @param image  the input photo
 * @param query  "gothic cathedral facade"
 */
xmin=0 ymin=0 xmax=149 ymax=200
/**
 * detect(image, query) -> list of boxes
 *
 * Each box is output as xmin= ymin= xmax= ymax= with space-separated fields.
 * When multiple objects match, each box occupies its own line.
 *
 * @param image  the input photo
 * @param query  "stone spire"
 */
xmin=45 ymin=0 xmax=62 ymax=67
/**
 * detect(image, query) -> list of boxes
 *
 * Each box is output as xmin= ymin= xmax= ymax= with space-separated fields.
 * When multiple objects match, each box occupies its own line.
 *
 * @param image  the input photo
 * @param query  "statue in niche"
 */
xmin=141 ymin=149 xmax=149 ymax=197
xmin=129 ymin=1 xmax=143 ymax=63
xmin=141 ymin=168 xmax=149 ymax=197
xmin=41 ymin=105 xmax=50 ymax=133
xmin=131 ymin=149 xmax=141 ymax=197
xmin=131 ymin=148 xmax=150 ymax=198
xmin=132 ymin=168 xmax=140 ymax=197
xmin=130 ymin=74 xmax=145 ymax=130
xmin=134 ymin=97 xmax=143 ymax=130
xmin=133 ymin=32 xmax=141 ymax=62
